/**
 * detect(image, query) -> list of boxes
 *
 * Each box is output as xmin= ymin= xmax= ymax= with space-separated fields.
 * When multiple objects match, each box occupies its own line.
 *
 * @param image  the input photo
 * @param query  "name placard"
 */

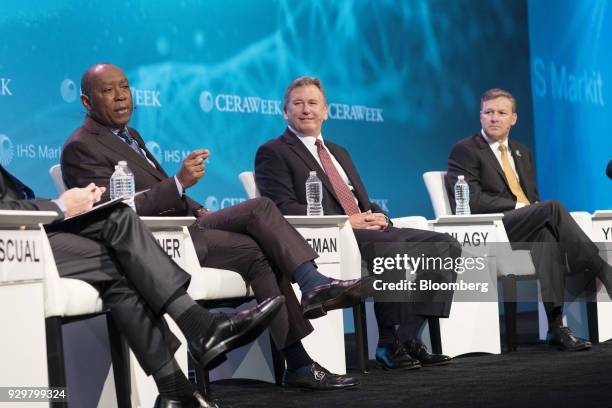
xmin=295 ymin=226 xmax=340 ymax=264
xmin=152 ymin=230 xmax=186 ymax=270
xmin=434 ymin=224 xmax=496 ymax=247
xmin=593 ymin=220 xmax=612 ymax=242
xmin=0 ymin=230 xmax=45 ymax=283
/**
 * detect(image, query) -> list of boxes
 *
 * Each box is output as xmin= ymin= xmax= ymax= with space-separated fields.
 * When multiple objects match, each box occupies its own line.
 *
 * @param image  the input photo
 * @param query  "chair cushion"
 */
xmin=496 ymin=249 xmax=535 ymax=277
xmin=45 ymin=278 xmax=104 ymax=318
xmin=188 ymin=267 xmax=254 ymax=300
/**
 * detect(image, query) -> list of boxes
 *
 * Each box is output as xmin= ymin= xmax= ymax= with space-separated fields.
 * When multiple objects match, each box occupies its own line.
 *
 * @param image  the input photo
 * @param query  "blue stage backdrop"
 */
xmin=529 ymin=0 xmax=612 ymax=212
xmin=0 ymin=0 xmax=534 ymax=218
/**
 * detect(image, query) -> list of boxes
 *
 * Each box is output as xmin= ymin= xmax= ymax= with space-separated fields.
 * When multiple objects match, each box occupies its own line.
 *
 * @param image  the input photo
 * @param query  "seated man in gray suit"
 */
xmin=255 ymin=76 xmax=459 ymax=370
xmin=446 ymin=88 xmax=612 ymax=351
xmin=0 ymin=164 xmax=283 ymax=408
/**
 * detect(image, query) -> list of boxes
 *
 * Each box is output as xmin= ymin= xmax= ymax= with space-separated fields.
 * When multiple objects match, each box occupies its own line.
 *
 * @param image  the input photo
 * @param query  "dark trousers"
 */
xmin=355 ymin=227 xmax=460 ymax=329
xmin=189 ymin=197 xmax=316 ymax=349
xmin=46 ymin=204 xmax=190 ymax=375
xmin=502 ymin=200 xmax=611 ymax=313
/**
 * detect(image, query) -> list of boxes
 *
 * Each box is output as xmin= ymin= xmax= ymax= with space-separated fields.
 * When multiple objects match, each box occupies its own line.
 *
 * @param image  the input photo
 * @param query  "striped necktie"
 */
xmin=118 ymin=128 xmax=143 ymax=157
xmin=315 ymin=139 xmax=360 ymax=215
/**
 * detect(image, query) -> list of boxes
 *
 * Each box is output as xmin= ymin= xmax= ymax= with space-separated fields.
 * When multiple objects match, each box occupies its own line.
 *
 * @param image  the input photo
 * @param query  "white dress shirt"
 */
xmin=290 ymin=126 xmax=355 ymax=192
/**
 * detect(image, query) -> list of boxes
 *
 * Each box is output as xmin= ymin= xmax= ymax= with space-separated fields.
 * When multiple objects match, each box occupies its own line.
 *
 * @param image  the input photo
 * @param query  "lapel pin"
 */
xmin=515 ymin=150 xmax=522 ymax=158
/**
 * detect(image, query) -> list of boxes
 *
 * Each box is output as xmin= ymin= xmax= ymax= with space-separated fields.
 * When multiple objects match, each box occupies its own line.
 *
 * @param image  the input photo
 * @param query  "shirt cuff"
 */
xmin=174 ymin=176 xmax=184 ymax=196
xmin=515 ymin=202 xmax=527 ymax=209
xmin=51 ymin=199 xmax=68 ymax=216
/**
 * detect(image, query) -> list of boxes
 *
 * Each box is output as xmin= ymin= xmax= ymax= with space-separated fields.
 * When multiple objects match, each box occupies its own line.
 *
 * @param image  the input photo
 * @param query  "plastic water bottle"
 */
xmin=305 ymin=171 xmax=323 ymax=216
xmin=110 ymin=161 xmax=136 ymax=211
xmin=454 ymin=175 xmax=470 ymax=215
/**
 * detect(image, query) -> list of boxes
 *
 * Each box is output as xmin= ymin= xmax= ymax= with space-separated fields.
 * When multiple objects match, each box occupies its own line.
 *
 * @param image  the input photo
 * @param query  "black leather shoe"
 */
xmin=282 ymin=362 xmax=359 ymax=390
xmin=301 ymin=275 xmax=375 ymax=319
xmin=153 ymin=391 xmax=219 ymax=408
xmin=189 ymin=296 xmax=284 ymax=370
xmin=547 ymin=326 xmax=592 ymax=351
xmin=375 ymin=339 xmax=421 ymax=370
xmin=405 ymin=338 xmax=452 ymax=366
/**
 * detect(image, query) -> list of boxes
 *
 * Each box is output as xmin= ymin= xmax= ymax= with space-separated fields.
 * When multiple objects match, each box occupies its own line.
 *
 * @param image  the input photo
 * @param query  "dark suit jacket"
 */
xmin=61 ymin=116 xmax=202 ymax=217
xmin=0 ymin=165 xmax=63 ymax=221
xmin=255 ymin=128 xmax=386 ymax=217
xmin=445 ymin=134 xmax=540 ymax=214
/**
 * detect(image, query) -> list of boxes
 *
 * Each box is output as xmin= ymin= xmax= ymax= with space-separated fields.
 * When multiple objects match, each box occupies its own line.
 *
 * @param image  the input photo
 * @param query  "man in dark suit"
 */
xmin=255 ymin=76 xmax=459 ymax=369
xmin=61 ymin=63 xmax=365 ymax=390
xmin=446 ymin=88 xmax=612 ymax=351
xmin=0 ymin=164 xmax=283 ymax=408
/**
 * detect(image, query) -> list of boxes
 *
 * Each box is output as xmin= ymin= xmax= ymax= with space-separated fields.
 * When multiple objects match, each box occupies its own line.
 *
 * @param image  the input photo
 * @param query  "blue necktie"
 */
xmin=118 ymin=128 xmax=143 ymax=157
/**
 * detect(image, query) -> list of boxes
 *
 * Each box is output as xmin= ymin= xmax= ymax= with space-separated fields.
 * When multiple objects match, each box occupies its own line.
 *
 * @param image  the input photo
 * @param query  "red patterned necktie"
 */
xmin=315 ymin=139 xmax=361 ymax=215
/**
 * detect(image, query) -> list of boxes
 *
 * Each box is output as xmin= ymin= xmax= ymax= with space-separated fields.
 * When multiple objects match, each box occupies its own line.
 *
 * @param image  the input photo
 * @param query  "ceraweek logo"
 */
xmin=58 ymin=78 xmax=161 ymax=107
xmin=131 ymin=87 xmax=162 ymax=107
xmin=199 ymin=90 xmax=281 ymax=115
xmin=198 ymin=90 xmax=384 ymax=122
xmin=204 ymin=195 xmax=246 ymax=211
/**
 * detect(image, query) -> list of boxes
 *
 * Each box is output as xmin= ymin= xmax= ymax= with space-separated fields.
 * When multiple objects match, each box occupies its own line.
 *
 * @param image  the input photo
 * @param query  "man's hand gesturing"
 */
xmin=176 ymin=149 xmax=210 ymax=189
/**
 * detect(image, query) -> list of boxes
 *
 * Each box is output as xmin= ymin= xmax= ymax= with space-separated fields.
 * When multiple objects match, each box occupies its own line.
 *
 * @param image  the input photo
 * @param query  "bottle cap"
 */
xmin=118 ymin=160 xmax=127 ymax=166
xmin=458 ymin=175 xmax=465 ymax=180
xmin=309 ymin=170 xmax=316 ymax=175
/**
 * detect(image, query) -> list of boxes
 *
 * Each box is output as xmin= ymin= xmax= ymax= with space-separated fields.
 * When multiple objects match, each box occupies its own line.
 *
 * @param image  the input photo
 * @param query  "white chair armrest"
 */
xmin=570 ymin=211 xmax=593 ymax=239
xmin=284 ymin=215 xmax=349 ymax=227
xmin=433 ymin=214 xmax=505 ymax=224
xmin=391 ymin=216 xmax=429 ymax=230
xmin=0 ymin=210 xmax=58 ymax=226
xmin=140 ymin=216 xmax=195 ymax=228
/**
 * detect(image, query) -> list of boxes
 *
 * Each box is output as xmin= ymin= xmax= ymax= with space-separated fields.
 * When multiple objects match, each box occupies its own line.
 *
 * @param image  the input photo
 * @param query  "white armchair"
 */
xmin=239 ymin=171 xmax=375 ymax=371
xmin=424 ymin=171 xmax=538 ymax=352
xmin=423 ymin=170 xmax=600 ymax=349
xmin=48 ymin=165 xmax=259 ymax=406
xmin=0 ymin=208 xmax=133 ymax=408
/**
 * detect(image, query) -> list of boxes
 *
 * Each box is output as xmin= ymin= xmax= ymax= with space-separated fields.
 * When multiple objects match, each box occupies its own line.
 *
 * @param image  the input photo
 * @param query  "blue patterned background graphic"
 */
xmin=0 ymin=0 xmax=534 ymax=218
xmin=529 ymin=0 xmax=612 ymax=211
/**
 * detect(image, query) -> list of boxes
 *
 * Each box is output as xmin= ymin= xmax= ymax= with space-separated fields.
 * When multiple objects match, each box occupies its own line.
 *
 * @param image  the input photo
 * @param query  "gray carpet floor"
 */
xmin=209 ymin=342 xmax=612 ymax=408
